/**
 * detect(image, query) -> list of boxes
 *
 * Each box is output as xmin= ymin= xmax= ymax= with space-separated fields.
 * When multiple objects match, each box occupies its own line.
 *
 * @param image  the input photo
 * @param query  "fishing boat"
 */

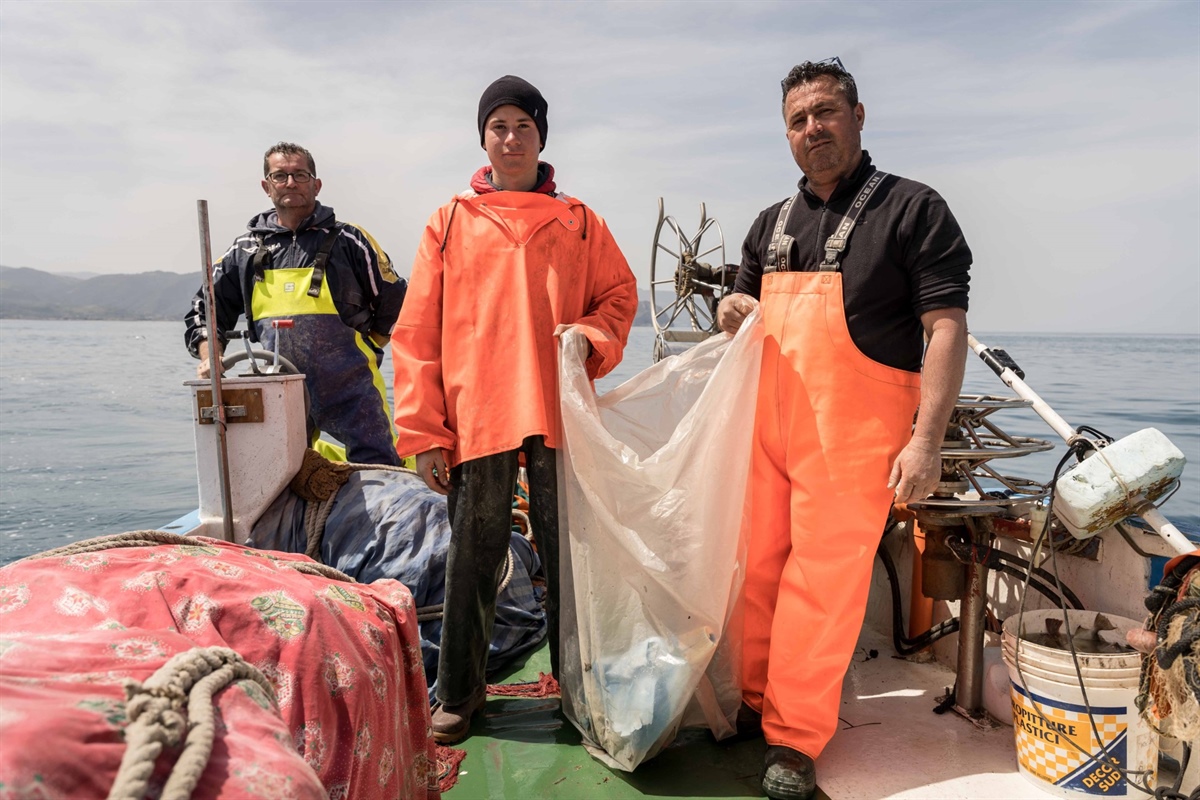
xmin=0 ymin=202 xmax=1196 ymax=800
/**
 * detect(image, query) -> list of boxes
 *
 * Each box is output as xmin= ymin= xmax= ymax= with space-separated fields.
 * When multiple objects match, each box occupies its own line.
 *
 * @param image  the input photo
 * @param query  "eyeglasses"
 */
xmin=267 ymin=171 xmax=314 ymax=185
xmin=814 ymin=56 xmax=845 ymax=71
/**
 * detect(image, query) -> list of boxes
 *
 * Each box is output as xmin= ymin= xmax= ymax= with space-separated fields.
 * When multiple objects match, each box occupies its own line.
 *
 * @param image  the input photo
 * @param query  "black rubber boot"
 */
xmin=735 ymin=702 xmax=763 ymax=739
xmin=761 ymin=745 xmax=816 ymax=800
xmin=710 ymin=701 xmax=763 ymax=743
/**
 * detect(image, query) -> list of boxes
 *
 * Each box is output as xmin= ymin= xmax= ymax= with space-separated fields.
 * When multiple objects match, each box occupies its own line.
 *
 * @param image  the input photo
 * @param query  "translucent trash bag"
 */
xmin=556 ymin=312 xmax=763 ymax=771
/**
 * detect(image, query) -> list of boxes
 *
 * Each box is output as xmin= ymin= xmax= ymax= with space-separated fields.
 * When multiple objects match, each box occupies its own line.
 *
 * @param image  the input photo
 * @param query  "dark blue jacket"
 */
xmin=184 ymin=202 xmax=405 ymax=355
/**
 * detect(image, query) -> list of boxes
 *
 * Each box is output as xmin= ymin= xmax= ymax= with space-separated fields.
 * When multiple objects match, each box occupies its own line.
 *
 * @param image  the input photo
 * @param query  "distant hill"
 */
xmin=0 ymin=266 xmax=199 ymax=321
xmin=633 ymin=290 xmax=652 ymax=327
xmin=0 ymin=265 xmax=661 ymax=325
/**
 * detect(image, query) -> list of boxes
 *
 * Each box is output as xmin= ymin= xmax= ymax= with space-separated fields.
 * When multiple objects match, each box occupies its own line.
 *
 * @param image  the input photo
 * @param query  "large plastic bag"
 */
xmin=556 ymin=312 xmax=763 ymax=770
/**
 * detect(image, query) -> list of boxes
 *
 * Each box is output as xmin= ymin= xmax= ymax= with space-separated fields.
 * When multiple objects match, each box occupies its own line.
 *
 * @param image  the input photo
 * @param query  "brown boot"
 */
xmin=431 ymin=696 xmax=484 ymax=744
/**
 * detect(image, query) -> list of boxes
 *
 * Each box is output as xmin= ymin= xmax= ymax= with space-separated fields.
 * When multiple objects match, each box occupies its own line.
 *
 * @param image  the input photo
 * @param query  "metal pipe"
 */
xmin=1138 ymin=504 xmax=1194 ymax=556
xmin=955 ymin=542 xmax=990 ymax=716
xmin=967 ymin=334 xmax=1075 ymax=442
xmin=198 ymin=199 xmax=235 ymax=542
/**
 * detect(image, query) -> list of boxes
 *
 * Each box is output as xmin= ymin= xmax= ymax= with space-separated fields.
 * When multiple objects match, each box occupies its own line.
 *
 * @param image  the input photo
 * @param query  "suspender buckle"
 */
xmin=306 ymin=225 xmax=342 ymax=298
xmin=307 ymin=266 xmax=325 ymax=298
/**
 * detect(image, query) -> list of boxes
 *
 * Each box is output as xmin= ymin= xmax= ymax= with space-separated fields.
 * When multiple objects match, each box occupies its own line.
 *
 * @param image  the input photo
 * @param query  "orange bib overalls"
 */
xmin=741 ymin=174 xmax=922 ymax=759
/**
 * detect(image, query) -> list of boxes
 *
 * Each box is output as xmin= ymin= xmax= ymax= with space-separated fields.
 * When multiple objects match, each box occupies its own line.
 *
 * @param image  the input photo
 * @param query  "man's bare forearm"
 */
xmin=912 ymin=308 xmax=967 ymax=446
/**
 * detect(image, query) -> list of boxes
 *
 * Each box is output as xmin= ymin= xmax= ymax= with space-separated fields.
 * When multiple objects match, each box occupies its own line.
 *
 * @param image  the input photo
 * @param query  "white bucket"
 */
xmin=1001 ymin=610 xmax=1157 ymax=798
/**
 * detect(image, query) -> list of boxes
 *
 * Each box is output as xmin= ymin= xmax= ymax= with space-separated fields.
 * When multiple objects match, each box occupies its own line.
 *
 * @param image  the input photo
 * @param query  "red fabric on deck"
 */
xmin=486 ymin=671 xmax=560 ymax=698
xmin=0 ymin=537 xmax=439 ymax=799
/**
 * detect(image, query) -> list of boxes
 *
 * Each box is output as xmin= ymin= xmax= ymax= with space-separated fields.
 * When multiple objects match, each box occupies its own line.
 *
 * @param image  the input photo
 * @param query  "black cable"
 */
xmin=1156 ymin=598 xmax=1200 ymax=670
xmin=995 ymin=548 xmax=1085 ymax=609
xmin=944 ymin=534 xmax=1086 ymax=610
xmin=992 ymin=562 xmax=1083 ymax=608
xmin=874 ymin=526 xmax=1081 ymax=657
xmin=1014 ymin=442 xmax=1158 ymax=796
xmin=1152 ymin=741 xmax=1192 ymax=800
xmin=1074 ymin=424 xmax=1115 ymax=446
xmin=875 ymin=539 xmax=960 ymax=656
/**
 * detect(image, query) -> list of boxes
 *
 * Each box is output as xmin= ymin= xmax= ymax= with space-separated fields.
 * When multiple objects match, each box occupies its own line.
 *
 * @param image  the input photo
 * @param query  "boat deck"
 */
xmin=450 ymin=625 xmax=1044 ymax=799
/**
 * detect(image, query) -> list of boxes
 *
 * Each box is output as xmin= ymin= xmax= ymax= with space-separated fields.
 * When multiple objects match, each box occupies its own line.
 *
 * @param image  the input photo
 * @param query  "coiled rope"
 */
xmin=25 ymin=530 xmax=203 ymax=560
xmin=23 ymin=530 xmax=355 ymax=584
xmin=106 ymin=646 xmax=276 ymax=800
xmin=289 ymin=450 xmax=418 ymax=561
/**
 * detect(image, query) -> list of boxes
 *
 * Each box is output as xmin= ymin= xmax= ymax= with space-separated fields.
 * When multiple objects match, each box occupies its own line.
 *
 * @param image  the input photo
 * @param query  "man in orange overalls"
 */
xmin=391 ymin=76 xmax=638 ymax=743
xmin=718 ymin=59 xmax=972 ymax=800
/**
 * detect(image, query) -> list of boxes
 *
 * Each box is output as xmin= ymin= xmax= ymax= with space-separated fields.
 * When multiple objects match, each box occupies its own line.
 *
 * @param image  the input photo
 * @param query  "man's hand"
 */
xmin=415 ymin=448 xmax=451 ymax=495
xmin=717 ymin=294 xmax=758 ymax=334
xmin=888 ymin=437 xmax=942 ymax=504
xmin=197 ymin=340 xmax=225 ymax=379
xmin=890 ymin=307 xmax=967 ymax=505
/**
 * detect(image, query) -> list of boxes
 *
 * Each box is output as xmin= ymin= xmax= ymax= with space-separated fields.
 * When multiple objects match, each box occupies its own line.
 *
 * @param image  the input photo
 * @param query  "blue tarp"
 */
xmin=248 ymin=470 xmax=547 ymax=701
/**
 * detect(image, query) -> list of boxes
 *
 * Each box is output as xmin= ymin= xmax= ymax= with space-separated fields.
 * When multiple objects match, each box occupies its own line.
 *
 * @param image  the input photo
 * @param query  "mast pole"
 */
xmin=198 ymin=200 xmax=235 ymax=542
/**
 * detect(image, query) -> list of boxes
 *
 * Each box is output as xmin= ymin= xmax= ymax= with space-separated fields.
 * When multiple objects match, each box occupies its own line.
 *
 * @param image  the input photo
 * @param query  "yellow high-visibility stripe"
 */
xmin=351 ymin=331 xmax=399 ymax=448
xmin=345 ymin=221 xmax=398 ymax=284
xmin=251 ymin=267 xmax=338 ymax=319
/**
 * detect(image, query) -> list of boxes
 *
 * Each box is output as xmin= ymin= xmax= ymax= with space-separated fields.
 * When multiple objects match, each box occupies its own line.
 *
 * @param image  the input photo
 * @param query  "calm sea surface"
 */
xmin=1 ymin=320 xmax=1197 ymax=563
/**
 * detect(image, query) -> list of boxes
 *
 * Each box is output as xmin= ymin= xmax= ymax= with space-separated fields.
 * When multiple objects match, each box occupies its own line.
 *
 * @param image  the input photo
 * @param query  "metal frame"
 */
xmin=909 ymin=396 xmax=1054 ymax=513
xmin=648 ymin=198 xmax=730 ymax=361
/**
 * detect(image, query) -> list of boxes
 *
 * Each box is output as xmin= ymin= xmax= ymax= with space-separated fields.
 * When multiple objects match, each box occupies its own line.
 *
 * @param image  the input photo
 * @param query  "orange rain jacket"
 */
xmin=392 ymin=189 xmax=638 ymax=467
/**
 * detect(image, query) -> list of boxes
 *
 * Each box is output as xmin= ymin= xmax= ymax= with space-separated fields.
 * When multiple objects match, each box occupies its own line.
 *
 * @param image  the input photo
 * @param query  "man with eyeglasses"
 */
xmin=717 ymin=59 xmax=971 ymax=799
xmin=184 ymin=141 xmax=406 ymax=466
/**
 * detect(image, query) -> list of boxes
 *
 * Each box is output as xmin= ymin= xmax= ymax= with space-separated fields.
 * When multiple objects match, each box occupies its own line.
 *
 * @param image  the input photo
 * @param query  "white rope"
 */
xmin=107 ymin=647 xmax=276 ymax=800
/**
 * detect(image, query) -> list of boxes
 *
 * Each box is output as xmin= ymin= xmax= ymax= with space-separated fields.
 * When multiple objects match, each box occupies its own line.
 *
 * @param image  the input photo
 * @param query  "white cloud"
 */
xmin=1 ymin=0 xmax=1197 ymax=333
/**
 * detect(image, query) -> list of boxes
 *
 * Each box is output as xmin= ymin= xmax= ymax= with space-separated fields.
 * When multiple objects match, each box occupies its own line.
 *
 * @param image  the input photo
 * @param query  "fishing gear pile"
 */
xmin=1138 ymin=552 xmax=1200 ymax=743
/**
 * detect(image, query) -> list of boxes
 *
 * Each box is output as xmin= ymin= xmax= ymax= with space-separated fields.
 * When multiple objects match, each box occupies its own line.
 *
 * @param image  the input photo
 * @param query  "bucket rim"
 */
xmin=1001 ymin=609 xmax=1142 ymax=665
xmin=1001 ymin=641 xmax=1142 ymax=672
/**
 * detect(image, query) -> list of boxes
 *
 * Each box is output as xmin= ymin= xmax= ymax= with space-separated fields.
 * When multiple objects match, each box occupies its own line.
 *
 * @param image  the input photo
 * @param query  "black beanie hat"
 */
xmin=478 ymin=75 xmax=548 ymax=151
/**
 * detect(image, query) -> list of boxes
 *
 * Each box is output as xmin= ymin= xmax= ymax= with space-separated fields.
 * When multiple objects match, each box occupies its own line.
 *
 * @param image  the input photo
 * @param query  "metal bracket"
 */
xmin=196 ymin=388 xmax=264 ymax=425
xmin=200 ymin=405 xmax=247 ymax=421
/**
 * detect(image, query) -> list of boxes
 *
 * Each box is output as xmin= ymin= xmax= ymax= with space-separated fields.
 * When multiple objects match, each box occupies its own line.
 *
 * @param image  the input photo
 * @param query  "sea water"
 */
xmin=1 ymin=320 xmax=1197 ymax=564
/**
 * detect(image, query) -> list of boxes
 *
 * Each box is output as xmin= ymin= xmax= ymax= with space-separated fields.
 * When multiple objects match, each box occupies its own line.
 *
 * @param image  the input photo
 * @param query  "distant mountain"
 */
xmin=0 ymin=266 xmax=198 ymax=321
xmin=634 ymin=290 xmax=652 ymax=327
xmin=0 ymin=265 xmax=663 ymax=325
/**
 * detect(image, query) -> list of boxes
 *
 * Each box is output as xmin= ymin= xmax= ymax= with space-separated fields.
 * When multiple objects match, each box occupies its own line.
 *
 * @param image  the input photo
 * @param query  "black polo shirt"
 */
xmin=734 ymin=152 xmax=971 ymax=372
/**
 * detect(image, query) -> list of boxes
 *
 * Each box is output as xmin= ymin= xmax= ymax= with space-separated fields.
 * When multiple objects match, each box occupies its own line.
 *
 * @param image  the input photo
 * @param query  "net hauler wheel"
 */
xmin=648 ymin=198 xmax=735 ymax=362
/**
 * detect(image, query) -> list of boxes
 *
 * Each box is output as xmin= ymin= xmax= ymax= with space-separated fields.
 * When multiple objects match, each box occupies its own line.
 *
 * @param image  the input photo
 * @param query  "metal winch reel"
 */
xmin=649 ymin=198 xmax=736 ymax=362
xmin=904 ymin=394 xmax=1055 ymax=728
xmin=909 ymin=395 xmax=1054 ymax=520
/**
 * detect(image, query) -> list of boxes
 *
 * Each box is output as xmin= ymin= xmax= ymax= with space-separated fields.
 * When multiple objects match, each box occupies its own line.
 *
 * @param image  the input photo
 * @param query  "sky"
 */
xmin=1 ymin=0 xmax=1198 ymax=335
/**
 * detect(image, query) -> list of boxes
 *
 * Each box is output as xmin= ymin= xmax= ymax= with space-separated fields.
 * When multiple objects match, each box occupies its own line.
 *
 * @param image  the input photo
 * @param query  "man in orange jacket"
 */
xmin=391 ymin=75 xmax=639 ymax=744
xmin=718 ymin=59 xmax=971 ymax=799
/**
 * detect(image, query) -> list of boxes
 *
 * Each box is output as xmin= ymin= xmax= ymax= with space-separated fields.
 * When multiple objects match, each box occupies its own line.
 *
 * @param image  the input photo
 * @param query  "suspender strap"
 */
xmin=241 ymin=234 xmax=272 ymax=341
xmin=250 ymin=234 xmax=272 ymax=282
xmin=819 ymin=170 xmax=888 ymax=272
xmin=764 ymin=193 xmax=800 ymax=274
xmin=307 ymin=225 xmax=342 ymax=298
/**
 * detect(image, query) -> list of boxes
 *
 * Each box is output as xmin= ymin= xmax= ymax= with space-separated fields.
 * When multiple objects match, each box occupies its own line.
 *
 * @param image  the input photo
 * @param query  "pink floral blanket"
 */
xmin=0 ymin=536 xmax=438 ymax=799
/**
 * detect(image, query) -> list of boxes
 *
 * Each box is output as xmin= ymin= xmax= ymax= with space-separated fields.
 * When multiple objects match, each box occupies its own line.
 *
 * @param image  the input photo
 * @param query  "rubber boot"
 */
xmin=761 ymin=745 xmax=816 ymax=800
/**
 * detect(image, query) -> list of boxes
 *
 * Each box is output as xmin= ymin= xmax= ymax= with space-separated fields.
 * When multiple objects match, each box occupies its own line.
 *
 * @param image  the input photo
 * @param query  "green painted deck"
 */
xmin=447 ymin=644 xmax=831 ymax=800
